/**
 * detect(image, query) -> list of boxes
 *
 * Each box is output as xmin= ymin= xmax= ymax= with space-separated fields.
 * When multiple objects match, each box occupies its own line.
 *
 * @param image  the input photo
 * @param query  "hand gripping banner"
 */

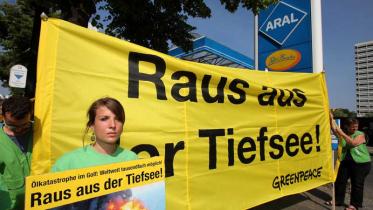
xmin=32 ymin=18 xmax=333 ymax=209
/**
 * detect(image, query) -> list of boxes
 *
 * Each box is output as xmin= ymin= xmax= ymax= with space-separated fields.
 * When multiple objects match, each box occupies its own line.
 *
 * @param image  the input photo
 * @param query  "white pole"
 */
xmin=254 ymin=14 xmax=259 ymax=70
xmin=311 ymin=0 xmax=323 ymax=73
xmin=332 ymin=151 xmax=336 ymax=210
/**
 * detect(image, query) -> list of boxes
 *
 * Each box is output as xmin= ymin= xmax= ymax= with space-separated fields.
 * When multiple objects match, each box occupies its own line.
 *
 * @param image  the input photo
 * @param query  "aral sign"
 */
xmin=260 ymin=2 xmax=307 ymax=45
xmin=259 ymin=0 xmax=312 ymax=73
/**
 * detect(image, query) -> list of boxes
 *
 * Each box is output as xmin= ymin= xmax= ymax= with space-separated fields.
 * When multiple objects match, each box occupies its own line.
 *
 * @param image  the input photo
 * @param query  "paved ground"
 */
xmin=250 ymin=147 xmax=373 ymax=210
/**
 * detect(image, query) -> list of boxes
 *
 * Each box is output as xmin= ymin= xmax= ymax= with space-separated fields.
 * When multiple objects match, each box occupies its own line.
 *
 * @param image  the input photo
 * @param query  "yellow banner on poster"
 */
xmin=32 ymin=18 xmax=334 ymax=209
xmin=26 ymin=157 xmax=164 ymax=209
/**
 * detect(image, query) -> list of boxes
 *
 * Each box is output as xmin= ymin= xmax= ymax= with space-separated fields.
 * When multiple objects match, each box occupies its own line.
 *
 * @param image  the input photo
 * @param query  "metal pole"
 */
xmin=311 ymin=0 xmax=324 ymax=73
xmin=254 ymin=14 xmax=259 ymax=70
xmin=332 ymin=151 xmax=336 ymax=210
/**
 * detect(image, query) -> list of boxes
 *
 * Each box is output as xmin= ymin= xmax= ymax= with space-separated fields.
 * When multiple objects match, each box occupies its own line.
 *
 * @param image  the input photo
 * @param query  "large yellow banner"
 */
xmin=32 ymin=18 xmax=333 ymax=209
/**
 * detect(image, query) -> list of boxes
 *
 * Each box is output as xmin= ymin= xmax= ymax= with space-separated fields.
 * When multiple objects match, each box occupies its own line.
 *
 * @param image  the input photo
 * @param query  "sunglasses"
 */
xmin=4 ymin=120 xmax=32 ymax=131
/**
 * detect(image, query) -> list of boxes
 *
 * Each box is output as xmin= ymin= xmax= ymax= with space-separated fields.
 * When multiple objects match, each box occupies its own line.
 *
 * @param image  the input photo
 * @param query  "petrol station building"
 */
xmin=168 ymin=35 xmax=254 ymax=69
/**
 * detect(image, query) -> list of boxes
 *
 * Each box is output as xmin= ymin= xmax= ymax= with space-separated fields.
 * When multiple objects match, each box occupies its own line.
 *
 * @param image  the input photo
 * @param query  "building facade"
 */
xmin=355 ymin=40 xmax=373 ymax=117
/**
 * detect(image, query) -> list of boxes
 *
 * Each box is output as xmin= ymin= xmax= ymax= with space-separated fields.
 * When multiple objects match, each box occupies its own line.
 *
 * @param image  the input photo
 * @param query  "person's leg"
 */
xmin=335 ymin=160 xmax=351 ymax=205
xmin=350 ymin=162 xmax=371 ymax=208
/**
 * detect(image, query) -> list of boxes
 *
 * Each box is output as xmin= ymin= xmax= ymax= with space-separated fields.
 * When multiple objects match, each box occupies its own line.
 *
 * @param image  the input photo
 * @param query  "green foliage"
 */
xmin=92 ymin=0 xmax=211 ymax=53
xmin=0 ymin=2 xmax=33 ymax=84
xmin=0 ymin=0 xmax=94 ymax=96
xmin=220 ymin=0 xmax=279 ymax=15
xmin=364 ymin=112 xmax=373 ymax=117
xmin=332 ymin=108 xmax=357 ymax=118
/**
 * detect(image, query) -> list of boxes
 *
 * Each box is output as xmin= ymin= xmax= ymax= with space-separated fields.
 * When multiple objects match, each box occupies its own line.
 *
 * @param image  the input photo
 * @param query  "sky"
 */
xmin=188 ymin=0 xmax=373 ymax=111
xmin=1 ymin=0 xmax=372 ymax=110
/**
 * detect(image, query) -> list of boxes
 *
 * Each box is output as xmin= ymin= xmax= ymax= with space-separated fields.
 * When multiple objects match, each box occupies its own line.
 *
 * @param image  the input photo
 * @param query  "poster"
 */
xmin=26 ymin=157 xmax=165 ymax=209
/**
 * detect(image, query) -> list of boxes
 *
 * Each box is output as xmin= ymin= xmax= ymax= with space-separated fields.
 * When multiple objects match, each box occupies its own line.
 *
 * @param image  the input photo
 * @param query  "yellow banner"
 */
xmin=32 ymin=18 xmax=333 ymax=209
xmin=26 ymin=157 xmax=164 ymax=209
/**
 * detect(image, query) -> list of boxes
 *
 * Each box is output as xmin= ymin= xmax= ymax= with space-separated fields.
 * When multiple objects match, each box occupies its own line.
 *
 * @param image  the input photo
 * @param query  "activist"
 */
xmin=0 ymin=96 xmax=33 ymax=210
xmin=51 ymin=97 xmax=138 ymax=209
xmin=329 ymin=115 xmax=371 ymax=210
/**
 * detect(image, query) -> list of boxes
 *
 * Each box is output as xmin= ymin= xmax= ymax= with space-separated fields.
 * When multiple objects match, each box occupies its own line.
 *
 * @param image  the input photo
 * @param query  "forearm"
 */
xmin=335 ymin=128 xmax=365 ymax=146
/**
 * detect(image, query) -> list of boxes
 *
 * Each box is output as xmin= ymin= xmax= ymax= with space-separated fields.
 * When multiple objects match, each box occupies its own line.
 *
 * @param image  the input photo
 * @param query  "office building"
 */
xmin=355 ymin=40 xmax=373 ymax=116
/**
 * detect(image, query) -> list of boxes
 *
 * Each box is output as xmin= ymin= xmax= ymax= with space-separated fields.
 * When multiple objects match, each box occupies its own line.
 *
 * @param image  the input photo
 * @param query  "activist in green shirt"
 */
xmin=0 ymin=96 xmax=33 ymax=210
xmin=330 ymin=116 xmax=371 ymax=210
xmin=51 ymin=97 xmax=138 ymax=209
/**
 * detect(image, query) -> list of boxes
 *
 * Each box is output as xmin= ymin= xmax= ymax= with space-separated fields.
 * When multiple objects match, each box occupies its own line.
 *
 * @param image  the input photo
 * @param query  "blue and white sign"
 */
xmin=259 ymin=2 xmax=307 ymax=45
xmin=331 ymin=119 xmax=340 ymax=151
xmin=9 ymin=64 xmax=27 ymax=88
xmin=258 ymin=0 xmax=313 ymax=73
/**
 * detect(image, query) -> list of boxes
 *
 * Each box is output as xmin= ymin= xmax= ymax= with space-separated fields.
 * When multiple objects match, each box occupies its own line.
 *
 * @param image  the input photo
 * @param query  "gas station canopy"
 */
xmin=169 ymin=36 xmax=253 ymax=69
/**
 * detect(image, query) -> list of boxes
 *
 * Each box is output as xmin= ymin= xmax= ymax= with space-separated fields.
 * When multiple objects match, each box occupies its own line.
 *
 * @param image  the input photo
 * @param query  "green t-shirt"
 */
xmin=51 ymin=145 xmax=138 ymax=172
xmin=0 ymin=125 xmax=32 ymax=210
xmin=341 ymin=130 xmax=371 ymax=163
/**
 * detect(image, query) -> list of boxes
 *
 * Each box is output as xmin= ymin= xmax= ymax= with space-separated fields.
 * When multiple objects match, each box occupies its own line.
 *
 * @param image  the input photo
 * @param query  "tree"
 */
xmin=93 ymin=0 xmax=211 ymax=54
xmin=0 ymin=0 xmax=278 ymax=97
xmin=0 ymin=0 xmax=96 ymax=97
xmin=332 ymin=108 xmax=357 ymax=118
xmin=364 ymin=112 xmax=373 ymax=118
xmin=220 ymin=0 xmax=279 ymax=15
xmin=0 ymin=1 xmax=34 ymax=95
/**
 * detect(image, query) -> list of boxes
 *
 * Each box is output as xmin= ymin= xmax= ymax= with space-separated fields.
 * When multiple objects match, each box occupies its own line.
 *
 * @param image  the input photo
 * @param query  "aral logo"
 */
xmin=265 ymin=13 xmax=299 ymax=31
xmin=259 ymin=1 xmax=307 ymax=45
xmin=265 ymin=49 xmax=301 ymax=71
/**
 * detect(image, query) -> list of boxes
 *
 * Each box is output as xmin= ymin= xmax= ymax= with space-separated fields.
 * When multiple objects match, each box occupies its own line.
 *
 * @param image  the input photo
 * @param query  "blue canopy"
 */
xmin=169 ymin=36 xmax=253 ymax=69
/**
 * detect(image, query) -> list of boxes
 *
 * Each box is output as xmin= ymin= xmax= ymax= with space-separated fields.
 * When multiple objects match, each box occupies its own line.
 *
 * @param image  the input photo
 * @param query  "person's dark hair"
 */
xmin=343 ymin=117 xmax=359 ymax=133
xmin=345 ymin=118 xmax=359 ymax=126
xmin=2 ymin=96 xmax=32 ymax=119
xmin=86 ymin=97 xmax=125 ymax=128
xmin=83 ymin=97 xmax=125 ymax=146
